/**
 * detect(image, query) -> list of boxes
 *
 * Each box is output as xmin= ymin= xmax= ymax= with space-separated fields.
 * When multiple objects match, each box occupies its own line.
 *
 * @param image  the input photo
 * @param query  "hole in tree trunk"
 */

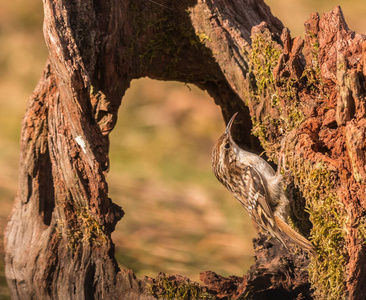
xmin=109 ymin=78 xmax=257 ymax=281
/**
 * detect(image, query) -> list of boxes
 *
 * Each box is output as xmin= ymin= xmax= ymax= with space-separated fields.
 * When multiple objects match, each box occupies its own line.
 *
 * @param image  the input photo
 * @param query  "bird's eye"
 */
xmin=224 ymin=143 xmax=230 ymax=149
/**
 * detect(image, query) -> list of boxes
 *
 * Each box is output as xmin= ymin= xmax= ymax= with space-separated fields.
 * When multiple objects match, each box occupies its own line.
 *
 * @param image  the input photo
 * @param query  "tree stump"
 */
xmin=4 ymin=0 xmax=366 ymax=299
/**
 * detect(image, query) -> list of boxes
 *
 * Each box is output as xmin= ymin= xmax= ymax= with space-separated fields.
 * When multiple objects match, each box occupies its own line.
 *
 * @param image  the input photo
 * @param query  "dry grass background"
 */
xmin=109 ymin=79 xmax=256 ymax=280
xmin=0 ymin=0 xmax=365 ymax=298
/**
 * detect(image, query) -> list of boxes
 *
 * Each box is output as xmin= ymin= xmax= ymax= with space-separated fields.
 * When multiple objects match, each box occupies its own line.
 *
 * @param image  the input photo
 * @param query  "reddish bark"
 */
xmin=246 ymin=6 xmax=366 ymax=299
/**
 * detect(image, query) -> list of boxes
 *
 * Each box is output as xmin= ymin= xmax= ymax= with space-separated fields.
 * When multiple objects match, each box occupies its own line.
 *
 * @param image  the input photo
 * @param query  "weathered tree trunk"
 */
xmin=4 ymin=0 xmax=366 ymax=299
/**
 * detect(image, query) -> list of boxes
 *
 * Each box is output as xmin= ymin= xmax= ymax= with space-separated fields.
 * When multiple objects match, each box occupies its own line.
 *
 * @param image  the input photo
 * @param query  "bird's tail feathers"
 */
xmin=274 ymin=216 xmax=315 ymax=255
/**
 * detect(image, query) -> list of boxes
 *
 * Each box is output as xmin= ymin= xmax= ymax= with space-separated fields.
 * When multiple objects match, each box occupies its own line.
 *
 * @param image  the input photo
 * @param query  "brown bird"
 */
xmin=212 ymin=112 xmax=315 ymax=255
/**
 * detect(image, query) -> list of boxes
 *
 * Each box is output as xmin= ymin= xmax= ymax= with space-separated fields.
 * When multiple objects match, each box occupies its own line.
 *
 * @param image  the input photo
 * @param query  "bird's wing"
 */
xmin=234 ymin=165 xmax=289 ymax=249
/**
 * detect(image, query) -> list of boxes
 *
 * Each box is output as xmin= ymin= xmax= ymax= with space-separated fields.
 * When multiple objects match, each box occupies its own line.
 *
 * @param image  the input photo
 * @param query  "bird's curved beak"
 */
xmin=225 ymin=112 xmax=238 ymax=143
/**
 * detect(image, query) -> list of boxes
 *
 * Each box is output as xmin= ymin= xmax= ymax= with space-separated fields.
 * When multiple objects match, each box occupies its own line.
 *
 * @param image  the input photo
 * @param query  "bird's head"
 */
xmin=212 ymin=112 xmax=240 ymax=179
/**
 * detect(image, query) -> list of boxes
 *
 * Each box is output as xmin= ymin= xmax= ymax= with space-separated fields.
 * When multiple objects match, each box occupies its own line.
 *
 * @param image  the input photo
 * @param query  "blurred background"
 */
xmin=0 ymin=0 xmax=365 ymax=298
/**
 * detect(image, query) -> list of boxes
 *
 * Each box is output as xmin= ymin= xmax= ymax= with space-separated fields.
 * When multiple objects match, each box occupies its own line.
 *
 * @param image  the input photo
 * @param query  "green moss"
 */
xmin=139 ymin=21 xmax=204 ymax=78
xmin=302 ymin=31 xmax=323 ymax=91
xmin=249 ymin=32 xmax=305 ymax=156
xmin=146 ymin=274 xmax=213 ymax=299
xmin=56 ymin=208 xmax=108 ymax=252
xmin=251 ymin=120 xmax=268 ymax=146
xmin=250 ymin=33 xmax=281 ymax=99
xmin=285 ymin=155 xmax=347 ymax=300
xmin=77 ymin=208 xmax=107 ymax=244
xmin=357 ymin=219 xmax=366 ymax=243
xmin=129 ymin=2 xmax=208 ymax=79
xmin=196 ymin=32 xmax=212 ymax=44
xmin=247 ymin=18 xmax=348 ymax=300
xmin=286 ymin=106 xmax=305 ymax=130
xmin=249 ymin=33 xmax=281 ymax=150
xmin=278 ymin=77 xmax=305 ymax=131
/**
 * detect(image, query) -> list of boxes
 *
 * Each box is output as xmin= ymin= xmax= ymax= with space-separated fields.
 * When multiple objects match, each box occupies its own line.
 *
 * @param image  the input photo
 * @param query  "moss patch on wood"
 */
xmin=129 ymin=1 xmax=210 ymax=80
xmin=146 ymin=273 xmax=213 ymax=299
xmin=286 ymin=154 xmax=347 ymax=300
xmin=250 ymin=32 xmax=281 ymax=102
xmin=249 ymin=27 xmax=348 ymax=299
xmin=56 ymin=208 xmax=108 ymax=253
xmin=249 ymin=31 xmax=305 ymax=161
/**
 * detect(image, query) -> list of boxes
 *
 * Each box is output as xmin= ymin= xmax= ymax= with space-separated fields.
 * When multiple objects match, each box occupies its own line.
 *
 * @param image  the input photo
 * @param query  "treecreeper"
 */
xmin=212 ymin=112 xmax=315 ymax=255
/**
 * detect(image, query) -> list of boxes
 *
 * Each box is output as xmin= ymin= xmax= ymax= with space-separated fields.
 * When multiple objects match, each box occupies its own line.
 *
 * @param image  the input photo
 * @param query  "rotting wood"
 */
xmin=4 ymin=1 xmax=366 ymax=299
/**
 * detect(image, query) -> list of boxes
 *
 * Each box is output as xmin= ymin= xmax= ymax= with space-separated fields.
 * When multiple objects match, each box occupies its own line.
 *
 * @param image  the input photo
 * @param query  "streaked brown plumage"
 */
xmin=212 ymin=112 xmax=315 ymax=255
